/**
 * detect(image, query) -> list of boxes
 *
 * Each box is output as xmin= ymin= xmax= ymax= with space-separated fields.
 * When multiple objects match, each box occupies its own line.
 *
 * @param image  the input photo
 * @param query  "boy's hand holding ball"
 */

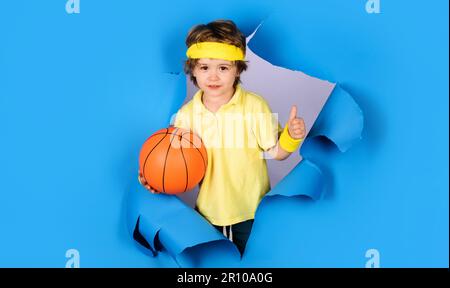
xmin=138 ymin=171 xmax=159 ymax=194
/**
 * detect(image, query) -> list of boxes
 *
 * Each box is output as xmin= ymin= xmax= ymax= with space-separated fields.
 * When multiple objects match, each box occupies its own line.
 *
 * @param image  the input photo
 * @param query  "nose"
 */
xmin=207 ymin=70 xmax=220 ymax=81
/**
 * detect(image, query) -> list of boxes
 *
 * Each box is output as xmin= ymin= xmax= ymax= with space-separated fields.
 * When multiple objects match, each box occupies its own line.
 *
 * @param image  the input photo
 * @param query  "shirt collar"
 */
xmin=193 ymin=84 xmax=243 ymax=114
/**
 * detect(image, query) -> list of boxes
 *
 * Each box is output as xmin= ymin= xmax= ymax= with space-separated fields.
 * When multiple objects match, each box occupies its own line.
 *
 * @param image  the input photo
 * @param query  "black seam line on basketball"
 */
xmin=180 ymin=132 xmax=206 ymax=167
xmin=143 ymin=128 xmax=169 ymax=185
xmin=162 ymin=127 xmax=180 ymax=192
xmin=181 ymin=137 xmax=207 ymax=171
xmin=150 ymin=130 xmax=181 ymax=137
xmin=142 ymin=131 xmax=169 ymax=143
xmin=143 ymin=128 xmax=169 ymax=177
xmin=179 ymin=144 xmax=189 ymax=193
xmin=145 ymin=132 xmax=177 ymax=142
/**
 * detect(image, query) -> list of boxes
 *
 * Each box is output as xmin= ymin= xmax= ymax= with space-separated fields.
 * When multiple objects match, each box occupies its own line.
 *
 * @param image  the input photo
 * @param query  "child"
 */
xmin=139 ymin=20 xmax=306 ymax=256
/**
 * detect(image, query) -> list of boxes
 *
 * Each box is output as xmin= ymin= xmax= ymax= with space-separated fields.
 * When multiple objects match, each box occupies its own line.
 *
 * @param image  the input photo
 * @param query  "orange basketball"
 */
xmin=139 ymin=126 xmax=207 ymax=194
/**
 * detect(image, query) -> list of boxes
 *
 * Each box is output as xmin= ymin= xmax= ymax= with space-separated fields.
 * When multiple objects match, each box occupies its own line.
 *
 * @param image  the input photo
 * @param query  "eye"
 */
xmin=219 ymin=66 xmax=229 ymax=71
xmin=199 ymin=66 xmax=208 ymax=71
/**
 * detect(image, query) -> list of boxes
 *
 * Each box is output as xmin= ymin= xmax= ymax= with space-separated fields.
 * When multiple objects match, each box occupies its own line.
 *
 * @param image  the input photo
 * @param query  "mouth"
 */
xmin=207 ymin=85 xmax=221 ymax=89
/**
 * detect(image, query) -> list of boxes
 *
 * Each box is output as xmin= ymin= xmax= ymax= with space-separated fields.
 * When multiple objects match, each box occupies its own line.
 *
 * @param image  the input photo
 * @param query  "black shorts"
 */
xmin=213 ymin=219 xmax=254 ymax=256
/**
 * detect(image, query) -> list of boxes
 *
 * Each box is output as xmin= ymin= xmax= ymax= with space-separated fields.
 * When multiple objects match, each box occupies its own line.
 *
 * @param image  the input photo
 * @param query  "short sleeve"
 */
xmin=251 ymin=99 xmax=283 ymax=151
xmin=172 ymin=106 xmax=192 ymax=130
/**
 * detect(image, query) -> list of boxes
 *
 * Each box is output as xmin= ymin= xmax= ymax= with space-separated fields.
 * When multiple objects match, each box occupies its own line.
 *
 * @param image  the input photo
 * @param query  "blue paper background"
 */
xmin=0 ymin=0 xmax=448 ymax=267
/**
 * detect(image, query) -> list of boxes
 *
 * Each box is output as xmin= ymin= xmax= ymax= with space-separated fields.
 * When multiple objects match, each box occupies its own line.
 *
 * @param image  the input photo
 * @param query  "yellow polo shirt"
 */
xmin=173 ymin=84 xmax=282 ymax=226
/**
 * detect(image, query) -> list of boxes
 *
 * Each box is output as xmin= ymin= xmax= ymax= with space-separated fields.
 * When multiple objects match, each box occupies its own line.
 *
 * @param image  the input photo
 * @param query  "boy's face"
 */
xmin=193 ymin=58 xmax=239 ymax=99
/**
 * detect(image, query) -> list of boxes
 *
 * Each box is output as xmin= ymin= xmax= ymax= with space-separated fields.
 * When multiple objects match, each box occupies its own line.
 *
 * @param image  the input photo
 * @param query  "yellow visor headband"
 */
xmin=186 ymin=42 xmax=245 ymax=61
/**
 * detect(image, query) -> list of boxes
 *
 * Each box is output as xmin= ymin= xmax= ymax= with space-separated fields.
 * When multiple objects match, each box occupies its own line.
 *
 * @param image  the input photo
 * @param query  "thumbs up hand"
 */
xmin=287 ymin=105 xmax=306 ymax=140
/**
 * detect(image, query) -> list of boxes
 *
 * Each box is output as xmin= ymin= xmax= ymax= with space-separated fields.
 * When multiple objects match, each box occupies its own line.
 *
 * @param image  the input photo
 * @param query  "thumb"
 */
xmin=288 ymin=105 xmax=297 ymax=122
